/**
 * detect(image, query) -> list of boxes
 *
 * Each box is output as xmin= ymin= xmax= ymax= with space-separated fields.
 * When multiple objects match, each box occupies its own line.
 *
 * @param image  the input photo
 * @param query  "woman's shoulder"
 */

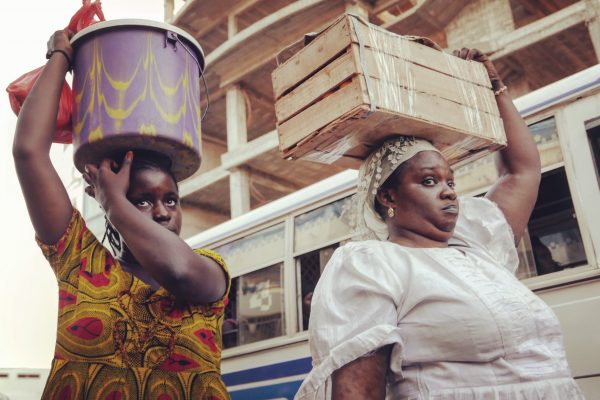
xmin=454 ymin=196 xmax=519 ymax=272
xmin=341 ymin=239 xmax=417 ymax=254
xmin=332 ymin=240 xmax=418 ymax=272
xmin=456 ymin=196 xmax=513 ymax=237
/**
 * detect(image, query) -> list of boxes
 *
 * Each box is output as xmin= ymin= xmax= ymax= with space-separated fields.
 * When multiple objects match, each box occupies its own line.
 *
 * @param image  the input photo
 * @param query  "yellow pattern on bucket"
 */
xmin=88 ymin=126 xmax=103 ymax=142
xmin=140 ymin=123 xmax=157 ymax=136
xmin=183 ymin=131 xmax=194 ymax=147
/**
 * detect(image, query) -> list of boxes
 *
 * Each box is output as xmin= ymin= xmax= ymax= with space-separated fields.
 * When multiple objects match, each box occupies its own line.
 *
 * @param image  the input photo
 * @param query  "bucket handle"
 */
xmin=166 ymin=31 xmax=210 ymax=121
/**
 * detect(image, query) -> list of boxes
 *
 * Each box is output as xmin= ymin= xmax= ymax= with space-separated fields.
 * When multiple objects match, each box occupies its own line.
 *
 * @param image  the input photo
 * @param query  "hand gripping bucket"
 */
xmin=71 ymin=20 xmax=206 ymax=181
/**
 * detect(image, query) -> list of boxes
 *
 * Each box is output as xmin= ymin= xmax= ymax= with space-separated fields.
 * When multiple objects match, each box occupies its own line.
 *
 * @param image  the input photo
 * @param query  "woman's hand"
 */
xmin=46 ymin=29 xmax=74 ymax=66
xmin=452 ymin=47 xmax=504 ymax=91
xmin=83 ymin=152 xmax=133 ymax=211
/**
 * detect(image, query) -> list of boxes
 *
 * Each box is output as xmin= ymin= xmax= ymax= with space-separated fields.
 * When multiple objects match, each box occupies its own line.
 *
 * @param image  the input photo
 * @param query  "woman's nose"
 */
xmin=441 ymin=184 xmax=457 ymax=200
xmin=153 ymin=202 xmax=170 ymax=221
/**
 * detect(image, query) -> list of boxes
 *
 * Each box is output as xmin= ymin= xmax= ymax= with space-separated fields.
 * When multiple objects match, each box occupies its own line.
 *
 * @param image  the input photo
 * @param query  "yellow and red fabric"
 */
xmin=37 ymin=209 xmax=230 ymax=399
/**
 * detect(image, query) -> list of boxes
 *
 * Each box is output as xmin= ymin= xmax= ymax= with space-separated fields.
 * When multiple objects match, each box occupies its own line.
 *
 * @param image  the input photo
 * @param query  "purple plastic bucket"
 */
xmin=71 ymin=19 xmax=205 ymax=181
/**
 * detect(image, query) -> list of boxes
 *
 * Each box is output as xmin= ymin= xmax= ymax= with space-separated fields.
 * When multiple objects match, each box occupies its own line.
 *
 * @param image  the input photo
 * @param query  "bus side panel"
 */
xmin=222 ymin=340 xmax=311 ymax=400
xmin=538 ymin=279 xmax=600 ymax=398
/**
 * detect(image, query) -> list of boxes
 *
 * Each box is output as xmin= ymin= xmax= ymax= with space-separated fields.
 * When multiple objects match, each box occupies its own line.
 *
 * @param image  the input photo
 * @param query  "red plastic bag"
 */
xmin=7 ymin=67 xmax=74 ymax=144
xmin=67 ymin=0 xmax=106 ymax=33
xmin=5 ymin=0 xmax=105 ymax=144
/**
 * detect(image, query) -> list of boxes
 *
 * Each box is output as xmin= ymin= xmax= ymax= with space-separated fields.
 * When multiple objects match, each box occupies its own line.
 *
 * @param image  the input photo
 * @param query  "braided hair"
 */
xmin=101 ymin=150 xmax=178 ymax=256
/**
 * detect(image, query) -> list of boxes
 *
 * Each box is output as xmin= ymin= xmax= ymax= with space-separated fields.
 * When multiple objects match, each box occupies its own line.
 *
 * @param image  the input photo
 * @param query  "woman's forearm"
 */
xmin=495 ymin=90 xmax=541 ymax=177
xmin=12 ymin=30 xmax=74 ymax=244
xmin=13 ymin=54 xmax=70 ymax=157
xmin=332 ymin=345 xmax=391 ymax=399
xmin=106 ymin=196 xmax=226 ymax=304
xmin=485 ymin=88 xmax=541 ymax=242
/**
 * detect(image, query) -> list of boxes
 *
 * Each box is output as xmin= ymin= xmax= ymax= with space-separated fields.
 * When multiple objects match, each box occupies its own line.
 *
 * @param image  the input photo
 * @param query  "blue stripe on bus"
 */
xmin=230 ymin=379 xmax=304 ymax=400
xmin=223 ymin=357 xmax=312 ymax=387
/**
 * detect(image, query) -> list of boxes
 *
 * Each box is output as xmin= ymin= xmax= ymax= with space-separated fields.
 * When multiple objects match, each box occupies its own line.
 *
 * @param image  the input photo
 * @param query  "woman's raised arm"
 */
xmin=454 ymin=48 xmax=541 ymax=244
xmin=12 ymin=29 xmax=74 ymax=244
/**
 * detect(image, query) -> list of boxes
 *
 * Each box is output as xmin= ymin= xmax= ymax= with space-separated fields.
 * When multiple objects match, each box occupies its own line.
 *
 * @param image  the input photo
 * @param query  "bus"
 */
xmin=186 ymin=64 xmax=600 ymax=399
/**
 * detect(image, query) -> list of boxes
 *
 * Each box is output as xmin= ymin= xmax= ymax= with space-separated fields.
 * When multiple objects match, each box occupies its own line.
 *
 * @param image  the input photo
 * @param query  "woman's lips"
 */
xmin=442 ymin=204 xmax=458 ymax=214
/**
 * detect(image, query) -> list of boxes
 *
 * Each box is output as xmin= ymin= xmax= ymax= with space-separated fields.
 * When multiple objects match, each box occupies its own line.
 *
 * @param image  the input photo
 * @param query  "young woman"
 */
xmin=296 ymin=49 xmax=585 ymax=399
xmin=13 ymin=29 xmax=231 ymax=399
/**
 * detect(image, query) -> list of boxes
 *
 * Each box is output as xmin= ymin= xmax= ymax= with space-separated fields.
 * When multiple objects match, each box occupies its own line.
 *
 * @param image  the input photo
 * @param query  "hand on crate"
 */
xmin=452 ymin=48 xmax=504 ymax=93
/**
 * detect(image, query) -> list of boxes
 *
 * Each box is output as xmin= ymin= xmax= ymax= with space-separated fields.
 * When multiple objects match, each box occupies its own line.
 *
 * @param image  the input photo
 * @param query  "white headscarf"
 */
xmin=353 ymin=136 xmax=441 ymax=241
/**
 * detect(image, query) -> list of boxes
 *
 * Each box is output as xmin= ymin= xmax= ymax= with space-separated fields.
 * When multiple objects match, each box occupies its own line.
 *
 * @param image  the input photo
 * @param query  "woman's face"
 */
xmin=126 ymin=168 xmax=182 ymax=235
xmin=377 ymin=151 xmax=458 ymax=244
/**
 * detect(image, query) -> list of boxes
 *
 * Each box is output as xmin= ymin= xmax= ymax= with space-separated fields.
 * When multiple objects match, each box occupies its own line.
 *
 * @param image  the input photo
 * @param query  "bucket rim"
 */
xmin=71 ymin=19 xmax=205 ymax=72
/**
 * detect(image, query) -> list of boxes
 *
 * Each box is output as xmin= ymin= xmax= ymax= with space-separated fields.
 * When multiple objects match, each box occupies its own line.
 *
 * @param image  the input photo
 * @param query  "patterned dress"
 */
xmin=37 ymin=209 xmax=231 ymax=399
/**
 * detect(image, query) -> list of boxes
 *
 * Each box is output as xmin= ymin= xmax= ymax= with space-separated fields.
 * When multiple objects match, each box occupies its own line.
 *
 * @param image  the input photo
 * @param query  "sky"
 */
xmin=0 ymin=0 xmax=185 ymax=369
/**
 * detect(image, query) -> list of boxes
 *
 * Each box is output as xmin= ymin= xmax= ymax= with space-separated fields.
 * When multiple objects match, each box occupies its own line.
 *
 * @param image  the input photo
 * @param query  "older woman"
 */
xmin=295 ymin=49 xmax=584 ymax=399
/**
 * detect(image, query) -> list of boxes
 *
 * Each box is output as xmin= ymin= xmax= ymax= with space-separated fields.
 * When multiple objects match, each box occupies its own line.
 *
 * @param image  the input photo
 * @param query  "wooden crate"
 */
xmin=272 ymin=14 xmax=506 ymax=168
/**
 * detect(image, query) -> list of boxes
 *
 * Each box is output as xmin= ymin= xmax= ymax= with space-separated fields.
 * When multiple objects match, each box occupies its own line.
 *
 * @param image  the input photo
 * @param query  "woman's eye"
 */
xmin=422 ymin=178 xmax=436 ymax=186
xmin=166 ymin=199 xmax=178 ymax=207
xmin=136 ymin=200 xmax=151 ymax=207
xmin=448 ymin=180 xmax=456 ymax=188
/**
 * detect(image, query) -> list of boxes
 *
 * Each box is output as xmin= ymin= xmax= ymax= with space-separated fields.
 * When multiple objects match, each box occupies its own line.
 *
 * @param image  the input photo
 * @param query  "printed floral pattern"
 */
xmin=37 ymin=209 xmax=231 ymax=399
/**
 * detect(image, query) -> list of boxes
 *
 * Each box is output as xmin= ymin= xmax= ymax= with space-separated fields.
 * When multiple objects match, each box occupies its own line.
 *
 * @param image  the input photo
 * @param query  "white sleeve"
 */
xmin=452 ymin=197 xmax=519 ymax=274
xmin=295 ymin=243 xmax=405 ymax=399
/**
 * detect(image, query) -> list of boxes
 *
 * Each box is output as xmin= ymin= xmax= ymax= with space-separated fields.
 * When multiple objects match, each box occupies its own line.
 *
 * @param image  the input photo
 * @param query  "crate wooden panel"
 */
xmin=272 ymin=13 xmax=492 ymax=99
xmin=278 ymin=74 xmax=504 ymax=167
xmin=272 ymin=13 xmax=505 ymax=168
xmin=275 ymin=44 xmax=499 ymax=124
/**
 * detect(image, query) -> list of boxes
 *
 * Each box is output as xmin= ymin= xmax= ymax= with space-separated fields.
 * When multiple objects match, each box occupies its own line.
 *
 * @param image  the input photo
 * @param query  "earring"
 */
xmin=387 ymin=207 xmax=395 ymax=218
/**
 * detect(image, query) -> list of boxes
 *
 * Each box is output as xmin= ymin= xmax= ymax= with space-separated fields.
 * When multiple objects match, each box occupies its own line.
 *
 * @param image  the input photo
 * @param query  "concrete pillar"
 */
xmin=226 ymin=84 xmax=251 ymax=217
xmin=164 ymin=0 xmax=174 ymax=22
xmin=586 ymin=0 xmax=600 ymax=62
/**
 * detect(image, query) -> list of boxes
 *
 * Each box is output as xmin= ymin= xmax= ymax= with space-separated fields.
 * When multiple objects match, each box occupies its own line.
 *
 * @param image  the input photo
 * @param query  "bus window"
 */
xmin=588 ymin=121 xmax=600 ymax=185
xmin=531 ymin=117 xmax=563 ymax=168
xmin=215 ymin=223 xmax=286 ymax=349
xmin=516 ymin=167 xmax=587 ymax=278
xmin=294 ymin=196 xmax=353 ymax=331
xmin=222 ymin=277 xmax=239 ymax=349
xmin=455 ymin=117 xmax=587 ymax=279
xmin=297 ymin=245 xmax=338 ymax=331
xmin=236 ymin=263 xmax=285 ymax=346
xmin=294 ymin=196 xmax=353 ymax=253
xmin=216 ymin=223 xmax=285 ymax=272
xmin=454 ymin=117 xmax=562 ymax=195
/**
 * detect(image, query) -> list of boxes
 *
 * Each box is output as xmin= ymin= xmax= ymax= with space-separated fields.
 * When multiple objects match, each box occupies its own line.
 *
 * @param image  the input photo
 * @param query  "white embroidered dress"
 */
xmin=296 ymin=197 xmax=584 ymax=399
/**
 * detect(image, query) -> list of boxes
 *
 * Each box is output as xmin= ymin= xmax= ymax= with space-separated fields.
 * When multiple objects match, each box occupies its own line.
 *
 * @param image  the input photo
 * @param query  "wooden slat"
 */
xmin=368 ymin=76 xmax=504 ymax=142
xmin=359 ymin=46 xmax=498 ymax=115
xmin=272 ymin=14 xmax=352 ymax=99
xmin=277 ymin=76 xmax=368 ymax=151
xmin=348 ymin=16 xmax=492 ymax=87
xmin=275 ymin=46 xmax=361 ymax=122
xmin=272 ymin=13 xmax=491 ymax=102
xmin=277 ymin=43 xmax=498 ymax=126
xmin=281 ymin=75 xmax=504 ymax=166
